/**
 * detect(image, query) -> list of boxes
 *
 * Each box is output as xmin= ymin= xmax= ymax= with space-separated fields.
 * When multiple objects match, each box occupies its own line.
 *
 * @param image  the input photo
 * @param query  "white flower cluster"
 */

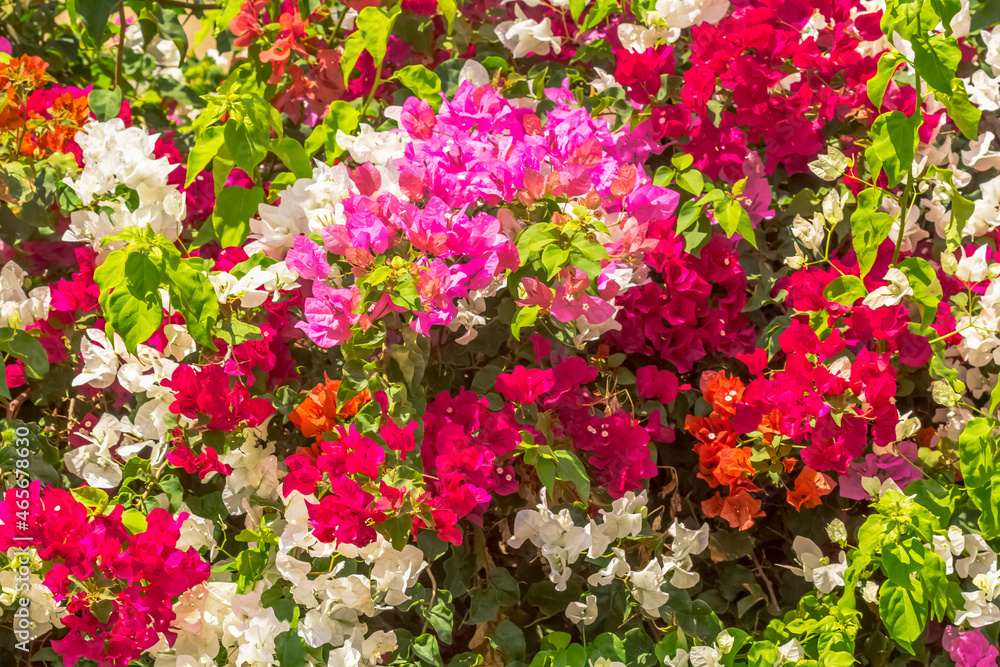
xmin=643 ymin=0 xmax=730 ymax=30
xmin=933 ymin=527 xmax=1000 ymax=627
xmin=0 ymin=549 xmax=64 ymax=636
xmin=508 ymin=490 xmax=708 ymax=621
xmin=222 ymin=420 xmax=282 ymax=516
xmin=155 ymin=486 xmax=422 ymax=667
xmin=665 ymin=630 xmax=803 ymax=667
xmin=62 ymin=119 xmax=187 ymax=257
xmin=0 ymin=261 xmax=50 ymax=330
xmin=209 ymin=262 xmax=298 ymax=309
xmin=248 ymin=139 xmax=409 ymax=259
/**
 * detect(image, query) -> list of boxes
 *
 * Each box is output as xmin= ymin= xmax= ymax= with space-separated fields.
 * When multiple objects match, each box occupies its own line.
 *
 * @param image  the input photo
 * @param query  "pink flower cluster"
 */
xmin=0 ymin=484 xmax=209 ymax=667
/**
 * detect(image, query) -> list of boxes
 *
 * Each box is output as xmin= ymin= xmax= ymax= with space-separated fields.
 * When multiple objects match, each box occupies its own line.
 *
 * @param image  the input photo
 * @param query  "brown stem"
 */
xmin=5 ymin=389 xmax=29 ymax=421
xmin=750 ymin=547 xmax=780 ymax=615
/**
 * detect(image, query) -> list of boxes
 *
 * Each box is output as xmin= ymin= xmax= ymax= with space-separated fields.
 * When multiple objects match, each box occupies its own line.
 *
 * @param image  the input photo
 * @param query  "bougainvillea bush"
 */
xmin=6 ymin=0 xmax=1000 ymax=664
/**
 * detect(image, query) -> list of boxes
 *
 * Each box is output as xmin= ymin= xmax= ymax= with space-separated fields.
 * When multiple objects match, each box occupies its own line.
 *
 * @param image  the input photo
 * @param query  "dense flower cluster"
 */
xmin=5 ymin=0 xmax=1000 ymax=665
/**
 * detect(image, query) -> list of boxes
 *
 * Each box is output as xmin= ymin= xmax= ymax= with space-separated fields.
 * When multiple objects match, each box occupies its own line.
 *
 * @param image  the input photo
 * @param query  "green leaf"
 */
xmin=541 ymin=244 xmax=571 ymax=280
xmin=87 ymin=88 xmax=123 ymax=121
xmin=898 ymin=257 xmax=942 ymax=309
xmin=413 ymin=634 xmax=443 ymax=666
xmin=868 ymin=51 xmax=906 ymax=109
xmin=882 ymin=0 xmax=940 ymax=41
xmin=77 ymin=0 xmax=119 ymax=44
xmin=122 ymin=508 xmax=149 ymax=534
xmin=958 ymin=417 xmax=995 ymax=490
xmin=714 ymin=198 xmax=758 ymax=249
xmin=930 ymin=0 xmax=962 ymax=30
xmin=276 ymin=630 xmax=308 ymax=666
xmin=438 ymin=0 xmax=457 ymax=32
xmin=936 ymin=78 xmax=982 ymax=140
xmin=323 ymin=101 xmax=361 ymax=160
xmin=878 ymin=580 xmax=927 ymax=655
xmin=912 ymin=33 xmax=961 ymax=94
xmin=91 ymin=599 xmax=115 ymax=624
xmin=492 ymin=620 xmax=526 ymax=662
xmin=488 ymin=567 xmax=520 ymax=607
xmin=676 ymin=169 xmax=704 ymax=196
xmin=0 ymin=329 xmax=49 ymax=380
xmin=512 ymin=305 xmax=539 ymax=341
xmin=212 ymin=185 xmax=264 ymax=248
xmin=553 ymin=449 xmax=591 ymax=502
xmin=395 ymin=65 xmax=442 ymax=100
xmin=990 ymin=382 xmax=1000 ymax=417
xmin=426 ymin=590 xmax=454 ymax=644
xmin=270 ymin=137 xmax=312 ymax=179
xmin=867 ymin=110 xmax=920 ymax=188
xmin=355 ymin=7 xmax=400 ymax=72
xmin=537 ymin=456 xmax=556 ymax=496
xmin=516 ymin=223 xmax=559 ymax=256
xmin=224 ymin=120 xmax=268 ymax=177
xmin=851 ymin=187 xmax=894 ymax=277
xmin=106 ymin=290 xmax=163 ymax=354
xmin=124 ymin=252 xmax=164 ymax=299
xmin=958 ymin=417 xmax=1000 ymax=539
xmin=948 ymin=189 xmax=975 ymax=249
xmin=165 ymin=258 xmax=219 ymax=349
xmin=186 ymin=126 xmax=226 ymax=188
xmin=341 ymin=31 xmax=366 ymax=85
xmin=70 ymin=486 xmax=109 ymax=512
xmin=823 ymin=275 xmax=867 ymax=305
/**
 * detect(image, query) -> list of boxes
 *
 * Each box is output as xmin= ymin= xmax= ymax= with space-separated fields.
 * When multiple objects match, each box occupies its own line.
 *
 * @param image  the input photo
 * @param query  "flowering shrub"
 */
xmin=4 ymin=0 xmax=1000 ymax=665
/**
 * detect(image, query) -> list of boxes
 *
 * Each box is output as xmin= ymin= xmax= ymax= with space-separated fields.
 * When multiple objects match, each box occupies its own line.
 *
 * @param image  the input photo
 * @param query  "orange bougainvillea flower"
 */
xmin=786 ymin=466 xmax=835 ymax=511
xmin=720 ymin=489 xmax=764 ymax=531
xmin=289 ymin=375 xmax=371 ymax=438
xmin=685 ymin=413 xmax=738 ymax=448
xmin=703 ymin=488 xmax=764 ymax=531
xmin=712 ymin=447 xmax=755 ymax=487
xmin=700 ymin=370 xmax=745 ymax=417
xmin=758 ymin=408 xmax=783 ymax=445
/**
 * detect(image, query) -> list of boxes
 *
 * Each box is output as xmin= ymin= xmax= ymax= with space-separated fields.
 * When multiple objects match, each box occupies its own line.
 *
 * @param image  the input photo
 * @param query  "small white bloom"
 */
xmin=861 ymin=268 xmax=912 ymax=309
xmin=495 ymin=7 xmax=563 ymax=58
xmin=565 ymin=594 xmax=598 ymax=625
xmin=782 ymin=536 xmax=847 ymax=594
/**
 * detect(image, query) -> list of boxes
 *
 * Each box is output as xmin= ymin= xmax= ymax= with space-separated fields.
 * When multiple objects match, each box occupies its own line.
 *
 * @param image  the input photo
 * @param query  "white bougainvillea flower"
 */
xmin=565 ymin=594 xmax=598 ymax=625
xmin=0 ymin=261 xmax=50 ymax=330
xmin=862 ymin=268 xmax=912 ymax=309
xmin=63 ymin=413 xmax=128 ymax=488
xmin=956 ymin=533 xmax=998 ymax=579
xmin=781 ymin=536 xmax=847 ymax=594
xmin=72 ymin=328 xmax=119 ymax=388
xmin=629 ymin=556 xmax=672 ymax=615
xmin=495 ymin=7 xmax=562 ymax=58
xmin=932 ymin=526 xmax=966 ymax=575
xmin=956 ymin=589 xmax=1000 ymax=628
xmin=957 ymin=244 xmax=990 ymax=283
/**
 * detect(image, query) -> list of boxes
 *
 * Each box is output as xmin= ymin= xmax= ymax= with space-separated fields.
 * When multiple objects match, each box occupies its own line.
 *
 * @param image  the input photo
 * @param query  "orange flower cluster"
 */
xmin=290 ymin=376 xmax=371 ymax=439
xmin=1 ymin=55 xmax=89 ymax=157
xmin=0 ymin=55 xmax=49 ymax=133
xmin=685 ymin=371 xmax=834 ymax=531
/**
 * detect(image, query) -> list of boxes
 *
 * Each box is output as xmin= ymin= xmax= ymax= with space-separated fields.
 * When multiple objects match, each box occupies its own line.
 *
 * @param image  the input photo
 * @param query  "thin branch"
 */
xmin=750 ymin=547 xmax=781 ymax=616
xmin=153 ymin=0 xmax=223 ymax=9
xmin=5 ymin=389 xmax=29 ymax=421
xmin=113 ymin=2 xmax=126 ymax=91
